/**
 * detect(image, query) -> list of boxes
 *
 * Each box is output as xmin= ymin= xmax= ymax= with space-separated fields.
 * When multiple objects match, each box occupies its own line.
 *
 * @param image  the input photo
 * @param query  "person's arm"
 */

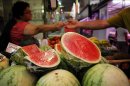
xmin=65 ymin=19 xmax=110 ymax=30
xmin=23 ymin=22 xmax=64 ymax=35
xmin=77 ymin=20 xmax=110 ymax=30
xmin=66 ymin=8 xmax=129 ymax=30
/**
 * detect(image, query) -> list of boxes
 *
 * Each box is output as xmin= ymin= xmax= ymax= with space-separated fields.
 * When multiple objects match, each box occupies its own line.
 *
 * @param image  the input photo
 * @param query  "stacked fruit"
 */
xmin=0 ymin=32 xmax=129 ymax=86
xmin=48 ymin=36 xmax=61 ymax=48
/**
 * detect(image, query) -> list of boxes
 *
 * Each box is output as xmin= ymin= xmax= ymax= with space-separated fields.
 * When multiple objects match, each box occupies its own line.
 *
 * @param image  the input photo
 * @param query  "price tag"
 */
xmin=6 ymin=42 xmax=21 ymax=53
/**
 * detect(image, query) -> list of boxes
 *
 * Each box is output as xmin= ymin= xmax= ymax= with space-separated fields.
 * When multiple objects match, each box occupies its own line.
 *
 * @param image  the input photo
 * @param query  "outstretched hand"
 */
xmin=54 ymin=19 xmax=79 ymax=31
xmin=55 ymin=21 xmax=65 ymax=30
xmin=64 ymin=19 xmax=79 ymax=29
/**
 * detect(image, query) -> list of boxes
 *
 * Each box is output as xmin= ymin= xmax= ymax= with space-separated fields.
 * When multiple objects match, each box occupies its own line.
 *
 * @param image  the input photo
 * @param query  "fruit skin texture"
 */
xmin=36 ymin=69 xmax=81 ymax=86
xmin=11 ymin=44 xmax=60 ymax=68
xmin=0 ymin=57 xmax=9 ymax=72
xmin=60 ymin=32 xmax=101 ymax=71
xmin=82 ymin=63 xmax=130 ymax=86
xmin=61 ymin=32 xmax=101 ymax=64
xmin=0 ymin=65 xmax=37 ymax=86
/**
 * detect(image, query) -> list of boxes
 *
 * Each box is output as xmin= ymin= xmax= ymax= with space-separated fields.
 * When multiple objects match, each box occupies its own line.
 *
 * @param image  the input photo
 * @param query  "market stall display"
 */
xmin=0 ymin=32 xmax=129 ymax=86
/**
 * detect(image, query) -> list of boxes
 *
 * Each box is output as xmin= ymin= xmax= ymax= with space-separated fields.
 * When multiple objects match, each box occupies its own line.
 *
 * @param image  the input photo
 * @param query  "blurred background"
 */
xmin=0 ymin=0 xmax=130 ymax=39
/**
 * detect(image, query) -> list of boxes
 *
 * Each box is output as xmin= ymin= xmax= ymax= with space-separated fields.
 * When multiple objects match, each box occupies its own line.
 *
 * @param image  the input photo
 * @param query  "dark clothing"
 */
xmin=0 ymin=16 xmax=4 ymax=36
xmin=116 ymin=41 xmax=128 ymax=53
xmin=128 ymin=39 xmax=130 ymax=54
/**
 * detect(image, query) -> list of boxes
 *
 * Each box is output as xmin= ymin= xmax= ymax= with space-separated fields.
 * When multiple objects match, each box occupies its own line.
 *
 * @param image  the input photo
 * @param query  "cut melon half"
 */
xmin=55 ymin=43 xmax=62 ymax=55
xmin=22 ymin=44 xmax=60 ymax=68
xmin=61 ymin=32 xmax=101 ymax=63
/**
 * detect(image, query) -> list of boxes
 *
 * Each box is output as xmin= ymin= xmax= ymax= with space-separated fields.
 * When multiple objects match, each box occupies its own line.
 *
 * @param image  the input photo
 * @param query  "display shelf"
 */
xmin=108 ymin=59 xmax=130 ymax=64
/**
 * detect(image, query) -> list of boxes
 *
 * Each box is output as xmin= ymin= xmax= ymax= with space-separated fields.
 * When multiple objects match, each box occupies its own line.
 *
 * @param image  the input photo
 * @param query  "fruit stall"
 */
xmin=0 ymin=32 xmax=130 ymax=86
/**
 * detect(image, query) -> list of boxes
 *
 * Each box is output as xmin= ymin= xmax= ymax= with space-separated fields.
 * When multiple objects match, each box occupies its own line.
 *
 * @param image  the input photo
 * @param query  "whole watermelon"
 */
xmin=0 ymin=65 xmax=38 ymax=86
xmin=82 ymin=63 xmax=130 ymax=86
xmin=36 ymin=69 xmax=81 ymax=86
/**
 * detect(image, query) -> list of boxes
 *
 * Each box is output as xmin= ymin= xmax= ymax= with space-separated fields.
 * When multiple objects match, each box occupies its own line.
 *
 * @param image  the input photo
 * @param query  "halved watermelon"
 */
xmin=61 ymin=32 xmax=101 ymax=64
xmin=55 ymin=43 xmax=62 ymax=55
xmin=11 ymin=44 xmax=60 ymax=68
xmin=24 ymin=49 xmax=60 ymax=68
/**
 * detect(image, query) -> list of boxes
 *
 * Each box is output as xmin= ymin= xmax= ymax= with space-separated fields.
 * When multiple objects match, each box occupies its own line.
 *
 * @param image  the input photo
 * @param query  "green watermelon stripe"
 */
xmin=91 ymin=65 xmax=110 ymax=86
xmin=37 ymin=77 xmax=49 ymax=86
xmin=37 ymin=69 xmax=80 ymax=86
xmin=0 ymin=66 xmax=4 ymax=71
xmin=82 ymin=66 xmax=99 ymax=86
xmin=82 ymin=64 xmax=108 ymax=86
xmin=62 ymin=76 xmax=79 ymax=86
xmin=7 ymin=72 xmax=16 ymax=86
xmin=86 ymin=68 xmax=103 ymax=86
xmin=0 ymin=68 xmax=12 ymax=80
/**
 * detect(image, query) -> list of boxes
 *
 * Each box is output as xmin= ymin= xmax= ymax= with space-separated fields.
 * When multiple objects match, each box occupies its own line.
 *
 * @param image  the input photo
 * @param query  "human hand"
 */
xmin=55 ymin=21 xmax=65 ymax=30
xmin=64 ymin=19 xmax=79 ymax=29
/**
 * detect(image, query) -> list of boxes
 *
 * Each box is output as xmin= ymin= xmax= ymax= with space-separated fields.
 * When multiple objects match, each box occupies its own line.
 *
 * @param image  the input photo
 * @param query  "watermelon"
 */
xmin=61 ymin=32 xmax=101 ymax=70
xmin=0 ymin=54 xmax=9 ymax=72
xmin=0 ymin=65 xmax=37 ymax=86
xmin=10 ymin=44 xmax=42 ymax=64
xmin=82 ymin=63 xmax=130 ymax=86
xmin=24 ymin=49 xmax=60 ymax=68
xmin=11 ymin=44 xmax=60 ymax=72
xmin=55 ymin=44 xmax=62 ymax=55
xmin=40 ymin=45 xmax=52 ymax=51
xmin=36 ymin=69 xmax=81 ymax=86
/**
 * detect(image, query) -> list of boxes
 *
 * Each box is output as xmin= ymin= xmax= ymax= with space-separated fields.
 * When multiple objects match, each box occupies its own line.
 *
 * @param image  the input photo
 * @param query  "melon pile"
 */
xmin=0 ymin=32 xmax=129 ymax=86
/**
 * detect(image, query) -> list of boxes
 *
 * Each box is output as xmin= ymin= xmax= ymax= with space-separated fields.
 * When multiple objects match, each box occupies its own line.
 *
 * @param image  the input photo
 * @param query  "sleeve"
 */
xmin=107 ymin=9 xmax=126 ymax=28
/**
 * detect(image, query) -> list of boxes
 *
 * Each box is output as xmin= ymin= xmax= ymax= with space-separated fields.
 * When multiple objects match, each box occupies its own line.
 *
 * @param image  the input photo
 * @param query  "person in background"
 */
xmin=108 ymin=33 xmax=116 ymax=46
xmin=65 ymin=7 xmax=130 ymax=32
xmin=115 ymin=27 xmax=129 ymax=53
xmin=0 ymin=1 xmax=64 ymax=52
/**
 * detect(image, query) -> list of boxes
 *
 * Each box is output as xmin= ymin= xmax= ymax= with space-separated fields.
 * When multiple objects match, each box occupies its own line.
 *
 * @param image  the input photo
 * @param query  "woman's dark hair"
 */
xmin=0 ymin=1 xmax=30 ymax=52
xmin=12 ymin=1 xmax=30 ymax=19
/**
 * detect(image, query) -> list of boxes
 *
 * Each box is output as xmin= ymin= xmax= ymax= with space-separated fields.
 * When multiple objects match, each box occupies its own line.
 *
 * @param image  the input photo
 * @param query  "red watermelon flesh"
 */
xmin=61 ymin=32 xmax=101 ymax=63
xmin=55 ymin=44 xmax=62 ymax=54
xmin=22 ymin=44 xmax=41 ymax=55
xmin=22 ymin=44 xmax=60 ymax=68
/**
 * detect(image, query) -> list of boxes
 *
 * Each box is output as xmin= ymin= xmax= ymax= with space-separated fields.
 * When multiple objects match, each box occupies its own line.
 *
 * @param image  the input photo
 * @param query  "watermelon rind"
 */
xmin=11 ymin=44 xmax=61 ymax=68
xmin=0 ymin=65 xmax=37 ymax=86
xmin=82 ymin=63 xmax=130 ymax=86
xmin=0 ymin=55 xmax=9 ymax=72
xmin=55 ymin=44 xmax=62 ymax=55
xmin=61 ymin=50 xmax=93 ymax=70
xmin=11 ymin=48 xmax=27 ymax=65
xmin=36 ymin=69 xmax=81 ymax=86
xmin=61 ymin=32 xmax=101 ymax=64
xmin=25 ymin=49 xmax=61 ymax=68
xmin=60 ymin=32 xmax=102 ymax=71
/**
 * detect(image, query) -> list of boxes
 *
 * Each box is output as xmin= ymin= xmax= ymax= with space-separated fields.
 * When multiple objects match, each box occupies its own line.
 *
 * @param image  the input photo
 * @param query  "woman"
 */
xmin=0 ymin=1 xmax=64 ymax=51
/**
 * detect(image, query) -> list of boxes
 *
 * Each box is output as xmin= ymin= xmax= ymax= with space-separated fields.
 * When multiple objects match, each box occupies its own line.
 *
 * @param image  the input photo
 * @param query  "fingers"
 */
xmin=64 ymin=19 xmax=78 ymax=29
xmin=55 ymin=19 xmax=78 ymax=30
xmin=55 ymin=21 xmax=65 ymax=30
